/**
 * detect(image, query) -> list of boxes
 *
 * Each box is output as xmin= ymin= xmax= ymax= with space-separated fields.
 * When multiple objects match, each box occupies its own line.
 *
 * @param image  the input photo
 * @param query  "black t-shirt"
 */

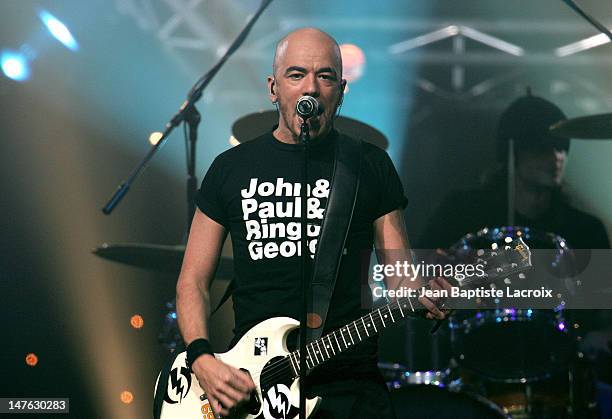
xmin=196 ymin=129 xmax=407 ymax=376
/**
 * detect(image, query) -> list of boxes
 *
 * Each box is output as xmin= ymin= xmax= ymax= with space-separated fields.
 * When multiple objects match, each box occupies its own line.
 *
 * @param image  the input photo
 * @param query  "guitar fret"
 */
xmin=378 ymin=308 xmax=386 ymax=327
xmin=397 ymin=300 xmax=404 ymax=317
xmin=289 ymin=353 xmax=298 ymax=375
xmin=295 ymin=351 xmax=312 ymax=370
xmin=333 ymin=332 xmax=341 ymax=351
xmin=406 ymin=297 xmax=415 ymax=312
xmin=316 ymin=340 xmax=326 ymax=361
xmin=354 ymin=321 xmax=362 ymax=340
xmin=307 ymin=344 xmax=318 ymax=365
xmin=319 ymin=339 xmax=330 ymax=359
xmin=312 ymin=343 xmax=321 ymax=364
xmin=369 ymin=313 xmax=377 ymax=332
xmin=346 ymin=327 xmax=355 ymax=345
xmin=340 ymin=328 xmax=348 ymax=348
xmin=361 ymin=317 xmax=370 ymax=336
xmin=388 ymin=305 xmax=395 ymax=322
xmin=327 ymin=335 xmax=336 ymax=355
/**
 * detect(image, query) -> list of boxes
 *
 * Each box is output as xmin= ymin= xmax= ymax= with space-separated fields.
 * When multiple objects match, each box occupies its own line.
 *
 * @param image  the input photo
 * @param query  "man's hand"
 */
xmin=191 ymin=354 xmax=256 ymax=416
xmin=419 ymin=276 xmax=453 ymax=320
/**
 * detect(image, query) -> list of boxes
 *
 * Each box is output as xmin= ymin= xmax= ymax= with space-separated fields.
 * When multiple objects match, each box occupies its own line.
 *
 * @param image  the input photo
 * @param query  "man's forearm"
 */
xmin=176 ymin=280 xmax=211 ymax=345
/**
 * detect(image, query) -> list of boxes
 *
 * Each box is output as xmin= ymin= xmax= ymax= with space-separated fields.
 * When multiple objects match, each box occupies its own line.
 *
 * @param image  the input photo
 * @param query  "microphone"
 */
xmin=296 ymin=96 xmax=319 ymax=120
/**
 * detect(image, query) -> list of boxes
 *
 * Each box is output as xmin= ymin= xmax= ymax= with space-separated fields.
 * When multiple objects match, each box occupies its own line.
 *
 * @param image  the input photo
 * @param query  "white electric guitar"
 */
xmin=154 ymin=238 xmax=531 ymax=419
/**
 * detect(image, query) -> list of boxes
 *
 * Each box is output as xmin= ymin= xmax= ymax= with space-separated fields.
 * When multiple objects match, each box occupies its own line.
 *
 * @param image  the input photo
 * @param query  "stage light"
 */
xmin=25 ymin=353 xmax=38 ymax=367
xmin=229 ymin=135 xmax=240 ymax=147
xmin=130 ymin=314 xmax=144 ymax=329
xmin=1 ymin=51 xmax=30 ymax=82
xmin=149 ymin=131 xmax=163 ymax=145
xmin=120 ymin=391 xmax=134 ymax=404
xmin=39 ymin=10 xmax=79 ymax=52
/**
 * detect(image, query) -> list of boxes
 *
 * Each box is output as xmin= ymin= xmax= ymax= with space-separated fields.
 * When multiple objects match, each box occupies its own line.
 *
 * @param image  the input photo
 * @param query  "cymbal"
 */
xmin=549 ymin=113 xmax=612 ymax=139
xmin=92 ymin=243 xmax=234 ymax=279
xmin=231 ymin=110 xmax=389 ymax=149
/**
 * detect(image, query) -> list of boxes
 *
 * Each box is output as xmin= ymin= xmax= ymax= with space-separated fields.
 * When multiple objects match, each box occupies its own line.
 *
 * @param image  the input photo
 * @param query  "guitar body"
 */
xmin=155 ymin=317 xmax=321 ymax=419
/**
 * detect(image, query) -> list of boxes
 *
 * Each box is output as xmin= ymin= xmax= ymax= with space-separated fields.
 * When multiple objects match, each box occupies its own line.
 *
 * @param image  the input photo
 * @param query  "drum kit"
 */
xmin=380 ymin=224 xmax=601 ymax=419
xmin=94 ymin=111 xmax=611 ymax=418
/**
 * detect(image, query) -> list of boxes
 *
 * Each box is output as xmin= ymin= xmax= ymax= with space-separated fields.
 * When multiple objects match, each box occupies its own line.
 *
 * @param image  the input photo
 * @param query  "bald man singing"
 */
xmin=175 ymin=28 xmax=446 ymax=418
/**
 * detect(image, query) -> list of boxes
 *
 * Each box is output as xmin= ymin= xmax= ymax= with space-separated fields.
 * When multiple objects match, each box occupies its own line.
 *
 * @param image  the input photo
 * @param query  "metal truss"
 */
xmin=113 ymin=4 xmax=612 ymax=105
xmin=114 ymin=0 xmax=222 ymax=51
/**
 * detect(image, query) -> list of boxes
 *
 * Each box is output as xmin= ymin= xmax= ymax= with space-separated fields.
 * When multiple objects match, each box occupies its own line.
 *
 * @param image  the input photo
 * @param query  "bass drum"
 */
xmin=378 ymin=365 xmax=509 ymax=418
xmin=390 ymin=382 xmax=509 ymax=419
xmin=456 ymin=356 xmax=598 ymax=419
xmin=449 ymin=226 xmax=577 ymax=382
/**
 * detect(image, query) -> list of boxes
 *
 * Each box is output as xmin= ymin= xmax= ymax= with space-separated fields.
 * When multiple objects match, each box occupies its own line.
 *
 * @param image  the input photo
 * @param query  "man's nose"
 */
xmin=302 ymin=74 xmax=320 ymax=97
xmin=553 ymin=148 xmax=566 ymax=162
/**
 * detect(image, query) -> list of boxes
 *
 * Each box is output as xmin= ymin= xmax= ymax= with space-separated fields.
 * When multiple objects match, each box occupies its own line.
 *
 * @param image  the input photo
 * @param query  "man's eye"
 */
xmin=289 ymin=73 xmax=303 ymax=79
xmin=320 ymin=74 xmax=336 ymax=81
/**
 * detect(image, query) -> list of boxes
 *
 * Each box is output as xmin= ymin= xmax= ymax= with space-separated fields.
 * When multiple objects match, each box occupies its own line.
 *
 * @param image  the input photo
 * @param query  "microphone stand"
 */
xmin=299 ymin=120 xmax=310 ymax=419
xmin=185 ymin=106 xmax=201 ymax=233
xmin=102 ymin=0 xmax=274 ymax=236
xmin=506 ymin=138 xmax=516 ymax=226
xmin=560 ymin=0 xmax=612 ymax=41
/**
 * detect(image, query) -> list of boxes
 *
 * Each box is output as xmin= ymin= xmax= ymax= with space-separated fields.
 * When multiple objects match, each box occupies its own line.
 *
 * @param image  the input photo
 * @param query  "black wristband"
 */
xmin=186 ymin=338 xmax=214 ymax=368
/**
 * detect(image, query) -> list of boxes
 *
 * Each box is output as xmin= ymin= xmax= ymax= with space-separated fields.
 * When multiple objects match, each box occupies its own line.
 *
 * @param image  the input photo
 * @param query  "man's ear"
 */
xmin=338 ymin=79 xmax=347 ymax=106
xmin=267 ymin=76 xmax=277 ymax=104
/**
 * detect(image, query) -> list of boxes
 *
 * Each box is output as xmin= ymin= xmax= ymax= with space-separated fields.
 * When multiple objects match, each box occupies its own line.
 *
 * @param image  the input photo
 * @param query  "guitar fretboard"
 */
xmin=287 ymin=294 xmax=423 ymax=375
xmin=284 ymin=238 xmax=531 ymax=377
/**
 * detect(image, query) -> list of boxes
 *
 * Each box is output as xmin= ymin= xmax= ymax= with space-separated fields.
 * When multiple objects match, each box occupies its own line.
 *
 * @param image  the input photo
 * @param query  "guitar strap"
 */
xmin=213 ymin=133 xmax=364 ymax=345
xmin=306 ymin=133 xmax=363 ymax=342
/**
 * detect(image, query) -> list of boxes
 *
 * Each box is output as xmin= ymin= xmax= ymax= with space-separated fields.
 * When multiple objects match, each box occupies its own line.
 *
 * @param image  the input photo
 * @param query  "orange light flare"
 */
xmin=120 ymin=391 xmax=134 ymax=404
xmin=25 ymin=353 xmax=38 ymax=367
xmin=339 ymin=43 xmax=366 ymax=86
xmin=130 ymin=314 xmax=144 ymax=329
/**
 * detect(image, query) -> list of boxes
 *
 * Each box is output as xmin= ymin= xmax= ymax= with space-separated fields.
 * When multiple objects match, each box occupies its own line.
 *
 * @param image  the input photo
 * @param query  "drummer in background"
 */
xmin=419 ymin=92 xmax=609 ymax=250
xmin=419 ymin=92 xmax=612 ymax=416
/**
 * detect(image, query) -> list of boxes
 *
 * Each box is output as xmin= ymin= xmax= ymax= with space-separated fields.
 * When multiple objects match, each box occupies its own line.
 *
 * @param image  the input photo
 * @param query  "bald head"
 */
xmin=272 ymin=28 xmax=343 ymax=78
xmin=267 ymin=27 xmax=346 ymax=143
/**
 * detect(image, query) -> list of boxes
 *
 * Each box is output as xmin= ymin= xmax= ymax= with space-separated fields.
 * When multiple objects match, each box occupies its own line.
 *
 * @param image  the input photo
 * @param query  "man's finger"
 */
xmin=213 ymin=391 xmax=236 ymax=415
xmin=208 ymin=394 xmax=229 ymax=417
xmin=419 ymin=296 xmax=445 ymax=320
xmin=219 ymin=382 xmax=249 ymax=404
xmin=435 ymin=276 xmax=453 ymax=292
xmin=230 ymin=369 xmax=255 ymax=393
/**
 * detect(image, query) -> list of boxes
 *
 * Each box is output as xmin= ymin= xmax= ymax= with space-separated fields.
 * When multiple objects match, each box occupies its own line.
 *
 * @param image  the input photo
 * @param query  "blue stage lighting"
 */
xmin=1 ymin=51 xmax=30 ymax=82
xmin=39 ymin=10 xmax=79 ymax=51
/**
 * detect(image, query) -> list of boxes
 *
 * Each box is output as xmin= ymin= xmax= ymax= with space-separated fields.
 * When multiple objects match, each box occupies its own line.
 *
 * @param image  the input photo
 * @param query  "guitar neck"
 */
xmin=287 ymin=237 xmax=531 ymax=376
xmin=289 ymin=295 xmax=423 ymax=375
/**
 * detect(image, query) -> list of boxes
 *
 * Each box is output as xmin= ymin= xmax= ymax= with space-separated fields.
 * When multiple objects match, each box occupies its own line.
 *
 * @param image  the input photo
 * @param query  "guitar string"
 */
xmin=249 ymin=298 xmax=415 ymax=385
xmin=248 ymin=282 xmax=452 ymax=386
xmin=243 ymin=273 xmax=493 ymax=384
